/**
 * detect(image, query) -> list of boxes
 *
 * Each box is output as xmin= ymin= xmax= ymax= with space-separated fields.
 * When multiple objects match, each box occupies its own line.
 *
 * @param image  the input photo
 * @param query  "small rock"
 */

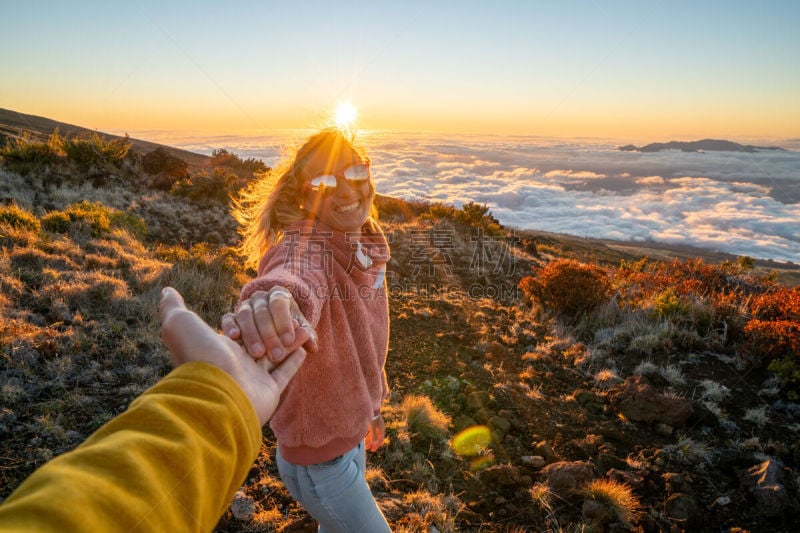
xmin=609 ymin=376 xmax=694 ymax=427
xmin=541 ymin=461 xmax=594 ymax=497
xmin=606 ymin=468 xmax=644 ymax=488
xmin=714 ymin=495 xmax=731 ymax=506
xmin=521 ymin=455 xmax=547 ymax=468
xmin=655 ymin=423 xmax=674 ymax=436
xmin=473 ymin=408 xmax=493 ymax=424
xmin=480 ymin=464 xmax=522 ymax=486
xmin=489 ymin=416 xmax=511 ymax=434
xmin=741 ymin=459 xmax=790 ymax=517
xmin=467 ymin=391 xmax=491 ymax=410
xmin=533 ymin=440 xmax=558 ymax=464
xmin=230 ymin=490 xmax=255 ymax=521
xmin=664 ymin=493 xmax=699 ymax=528
xmin=582 ymin=498 xmax=617 ymax=530
xmin=573 ymin=389 xmax=597 ymax=405
xmin=453 ymin=415 xmax=478 ymax=432
xmin=490 ymin=429 xmax=505 ymax=444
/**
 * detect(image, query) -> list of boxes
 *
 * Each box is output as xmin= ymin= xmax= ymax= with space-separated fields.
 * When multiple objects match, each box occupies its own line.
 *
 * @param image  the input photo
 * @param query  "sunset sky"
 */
xmin=3 ymin=0 xmax=799 ymax=141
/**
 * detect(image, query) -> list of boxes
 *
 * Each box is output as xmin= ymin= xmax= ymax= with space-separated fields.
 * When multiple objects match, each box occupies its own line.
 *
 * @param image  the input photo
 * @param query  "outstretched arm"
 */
xmin=0 ymin=288 xmax=306 ymax=532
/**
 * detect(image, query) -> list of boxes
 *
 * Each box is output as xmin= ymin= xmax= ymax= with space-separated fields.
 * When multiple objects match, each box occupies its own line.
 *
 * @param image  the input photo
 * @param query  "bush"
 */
xmin=0 ymin=131 xmax=64 ymax=174
xmin=423 ymin=201 xmax=504 ymax=235
xmin=142 ymin=147 xmax=189 ymax=184
xmin=41 ymin=211 xmax=71 ymax=234
xmin=743 ymin=319 xmax=800 ymax=362
xmin=210 ymin=148 xmax=268 ymax=174
xmin=171 ymin=168 xmax=237 ymax=204
xmin=402 ymin=394 xmax=452 ymax=440
xmin=42 ymin=201 xmax=146 ymax=238
xmin=0 ymin=204 xmax=40 ymax=232
xmin=582 ymin=478 xmax=639 ymax=525
xmin=519 ymin=259 xmax=611 ymax=320
xmin=62 ymin=132 xmax=130 ymax=171
xmin=768 ymin=357 xmax=800 ymax=400
xmin=751 ymin=288 xmax=800 ymax=321
xmin=652 ymin=287 xmax=689 ymax=318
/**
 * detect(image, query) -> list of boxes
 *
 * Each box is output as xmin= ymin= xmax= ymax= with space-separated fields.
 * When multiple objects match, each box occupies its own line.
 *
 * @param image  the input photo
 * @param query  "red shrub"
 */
xmin=743 ymin=319 xmax=800 ymax=361
xmin=519 ymin=259 xmax=611 ymax=320
xmin=750 ymin=288 xmax=800 ymax=321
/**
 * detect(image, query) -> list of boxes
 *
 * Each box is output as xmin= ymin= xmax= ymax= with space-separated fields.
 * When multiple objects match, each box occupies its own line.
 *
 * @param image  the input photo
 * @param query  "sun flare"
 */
xmin=334 ymin=102 xmax=357 ymax=130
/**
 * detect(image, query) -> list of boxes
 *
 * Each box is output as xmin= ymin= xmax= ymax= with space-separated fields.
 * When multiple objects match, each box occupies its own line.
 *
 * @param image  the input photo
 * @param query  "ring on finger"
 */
xmin=268 ymin=289 xmax=292 ymax=305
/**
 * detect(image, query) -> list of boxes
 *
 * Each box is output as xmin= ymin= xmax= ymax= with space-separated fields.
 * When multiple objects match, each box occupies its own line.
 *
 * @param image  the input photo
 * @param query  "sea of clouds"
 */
xmin=146 ymin=130 xmax=800 ymax=264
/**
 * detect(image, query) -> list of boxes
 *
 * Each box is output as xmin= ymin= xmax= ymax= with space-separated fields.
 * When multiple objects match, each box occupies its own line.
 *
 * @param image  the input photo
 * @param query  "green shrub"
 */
xmin=0 ymin=204 xmax=40 ymax=232
xmin=171 ymin=168 xmax=237 ymax=204
xmin=652 ymin=288 xmax=688 ymax=317
xmin=62 ymin=132 xmax=131 ymax=171
xmin=768 ymin=356 xmax=800 ymax=400
xmin=519 ymin=259 xmax=611 ymax=320
xmin=142 ymin=147 xmax=189 ymax=182
xmin=41 ymin=211 xmax=72 ymax=234
xmin=43 ymin=201 xmax=146 ymax=238
xmin=0 ymin=131 xmax=64 ymax=174
xmin=210 ymin=148 xmax=268 ymax=174
xmin=423 ymin=201 xmax=504 ymax=235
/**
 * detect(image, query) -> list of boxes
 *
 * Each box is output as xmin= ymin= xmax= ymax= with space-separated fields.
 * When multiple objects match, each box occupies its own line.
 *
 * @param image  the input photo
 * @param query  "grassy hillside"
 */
xmin=1 ymin=124 xmax=799 ymax=532
xmin=0 ymin=108 xmax=210 ymax=172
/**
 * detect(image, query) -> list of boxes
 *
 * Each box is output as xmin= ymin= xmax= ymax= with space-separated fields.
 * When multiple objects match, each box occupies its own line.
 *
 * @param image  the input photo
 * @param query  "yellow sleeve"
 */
xmin=0 ymin=362 xmax=262 ymax=533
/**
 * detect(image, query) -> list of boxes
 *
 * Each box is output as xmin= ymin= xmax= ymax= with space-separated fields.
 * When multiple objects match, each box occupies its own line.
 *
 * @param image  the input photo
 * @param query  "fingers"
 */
xmin=266 ymin=290 xmax=295 ymax=358
xmin=297 ymin=317 xmax=319 ymax=353
xmin=265 ymin=347 xmax=307 ymax=393
xmin=159 ymin=286 xmax=186 ymax=323
xmin=364 ymin=416 xmax=385 ymax=452
xmin=235 ymin=300 xmax=268 ymax=358
xmin=225 ymin=289 xmax=318 ymax=361
xmin=160 ymin=287 xmax=245 ymax=369
xmin=221 ymin=313 xmax=240 ymax=340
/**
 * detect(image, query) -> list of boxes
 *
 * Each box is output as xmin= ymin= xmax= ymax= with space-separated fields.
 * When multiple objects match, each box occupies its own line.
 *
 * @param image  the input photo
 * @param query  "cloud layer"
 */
xmin=167 ymin=131 xmax=800 ymax=264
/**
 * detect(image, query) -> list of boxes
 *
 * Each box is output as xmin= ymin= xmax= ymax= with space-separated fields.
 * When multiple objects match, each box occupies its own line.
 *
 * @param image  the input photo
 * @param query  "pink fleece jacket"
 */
xmin=238 ymin=218 xmax=390 ymax=465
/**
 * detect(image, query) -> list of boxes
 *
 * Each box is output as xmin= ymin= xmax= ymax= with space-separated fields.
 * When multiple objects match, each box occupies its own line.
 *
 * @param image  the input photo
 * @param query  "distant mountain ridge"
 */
xmin=618 ymin=138 xmax=787 ymax=153
xmin=0 ymin=108 xmax=210 ymax=171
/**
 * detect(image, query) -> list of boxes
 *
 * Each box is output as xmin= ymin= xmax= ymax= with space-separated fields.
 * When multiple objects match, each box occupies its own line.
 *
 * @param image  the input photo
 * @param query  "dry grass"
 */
xmin=582 ymin=478 xmax=639 ymax=524
xmin=400 ymin=489 xmax=463 ymax=533
xmin=401 ymin=394 xmax=452 ymax=440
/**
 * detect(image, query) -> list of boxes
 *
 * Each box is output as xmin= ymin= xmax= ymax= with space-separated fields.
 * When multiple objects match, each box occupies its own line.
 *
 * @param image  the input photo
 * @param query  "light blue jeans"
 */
xmin=276 ymin=440 xmax=391 ymax=532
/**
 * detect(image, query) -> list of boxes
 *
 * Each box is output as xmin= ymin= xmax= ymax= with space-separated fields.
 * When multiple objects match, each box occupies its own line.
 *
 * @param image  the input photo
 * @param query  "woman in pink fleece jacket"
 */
xmin=221 ymin=129 xmax=391 ymax=532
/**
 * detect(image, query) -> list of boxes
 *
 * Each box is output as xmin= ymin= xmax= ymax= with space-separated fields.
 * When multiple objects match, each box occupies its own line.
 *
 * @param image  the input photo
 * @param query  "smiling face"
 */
xmin=298 ymin=137 xmax=374 ymax=233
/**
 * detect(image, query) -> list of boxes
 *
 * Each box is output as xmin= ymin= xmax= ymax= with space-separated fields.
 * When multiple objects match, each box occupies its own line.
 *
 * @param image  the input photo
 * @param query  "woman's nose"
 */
xmin=334 ymin=176 xmax=358 ymax=196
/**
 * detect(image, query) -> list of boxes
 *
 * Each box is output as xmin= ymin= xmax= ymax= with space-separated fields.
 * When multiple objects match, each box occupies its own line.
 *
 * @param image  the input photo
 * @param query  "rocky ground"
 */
xmin=1 ymin=158 xmax=798 ymax=531
xmin=216 ymin=218 xmax=800 ymax=532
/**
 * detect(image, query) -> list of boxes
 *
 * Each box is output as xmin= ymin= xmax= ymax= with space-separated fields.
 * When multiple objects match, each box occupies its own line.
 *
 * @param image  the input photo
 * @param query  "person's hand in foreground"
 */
xmin=160 ymin=287 xmax=306 ymax=425
xmin=221 ymin=287 xmax=318 ymax=362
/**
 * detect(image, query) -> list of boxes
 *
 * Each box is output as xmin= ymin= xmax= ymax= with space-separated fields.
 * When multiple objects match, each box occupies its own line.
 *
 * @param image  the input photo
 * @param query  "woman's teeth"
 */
xmin=336 ymin=201 xmax=360 ymax=213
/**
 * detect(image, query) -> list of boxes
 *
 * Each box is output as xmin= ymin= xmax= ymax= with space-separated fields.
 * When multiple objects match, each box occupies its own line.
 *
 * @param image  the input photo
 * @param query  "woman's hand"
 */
xmin=160 ymin=287 xmax=306 ymax=426
xmin=221 ymin=287 xmax=318 ymax=362
xmin=365 ymin=415 xmax=385 ymax=452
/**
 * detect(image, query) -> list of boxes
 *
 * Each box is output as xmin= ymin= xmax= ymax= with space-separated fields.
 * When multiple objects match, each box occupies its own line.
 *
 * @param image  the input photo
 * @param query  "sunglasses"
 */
xmin=304 ymin=163 xmax=370 ymax=194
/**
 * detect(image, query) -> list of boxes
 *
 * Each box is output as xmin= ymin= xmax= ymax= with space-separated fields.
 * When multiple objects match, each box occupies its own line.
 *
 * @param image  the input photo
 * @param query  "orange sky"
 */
xmin=3 ymin=2 xmax=799 ymax=142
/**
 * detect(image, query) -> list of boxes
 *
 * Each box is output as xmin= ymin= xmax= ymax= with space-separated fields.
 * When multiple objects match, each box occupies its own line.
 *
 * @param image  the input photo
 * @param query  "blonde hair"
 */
xmin=233 ymin=128 xmax=373 ymax=270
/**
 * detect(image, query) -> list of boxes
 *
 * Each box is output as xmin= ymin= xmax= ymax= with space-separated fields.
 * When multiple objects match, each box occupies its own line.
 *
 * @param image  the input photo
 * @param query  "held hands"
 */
xmin=221 ymin=288 xmax=318 ymax=362
xmin=159 ymin=287 xmax=306 ymax=425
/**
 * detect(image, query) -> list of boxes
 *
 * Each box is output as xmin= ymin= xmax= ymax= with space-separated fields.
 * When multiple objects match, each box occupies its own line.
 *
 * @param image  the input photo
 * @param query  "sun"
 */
xmin=334 ymin=102 xmax=357 ymax=130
